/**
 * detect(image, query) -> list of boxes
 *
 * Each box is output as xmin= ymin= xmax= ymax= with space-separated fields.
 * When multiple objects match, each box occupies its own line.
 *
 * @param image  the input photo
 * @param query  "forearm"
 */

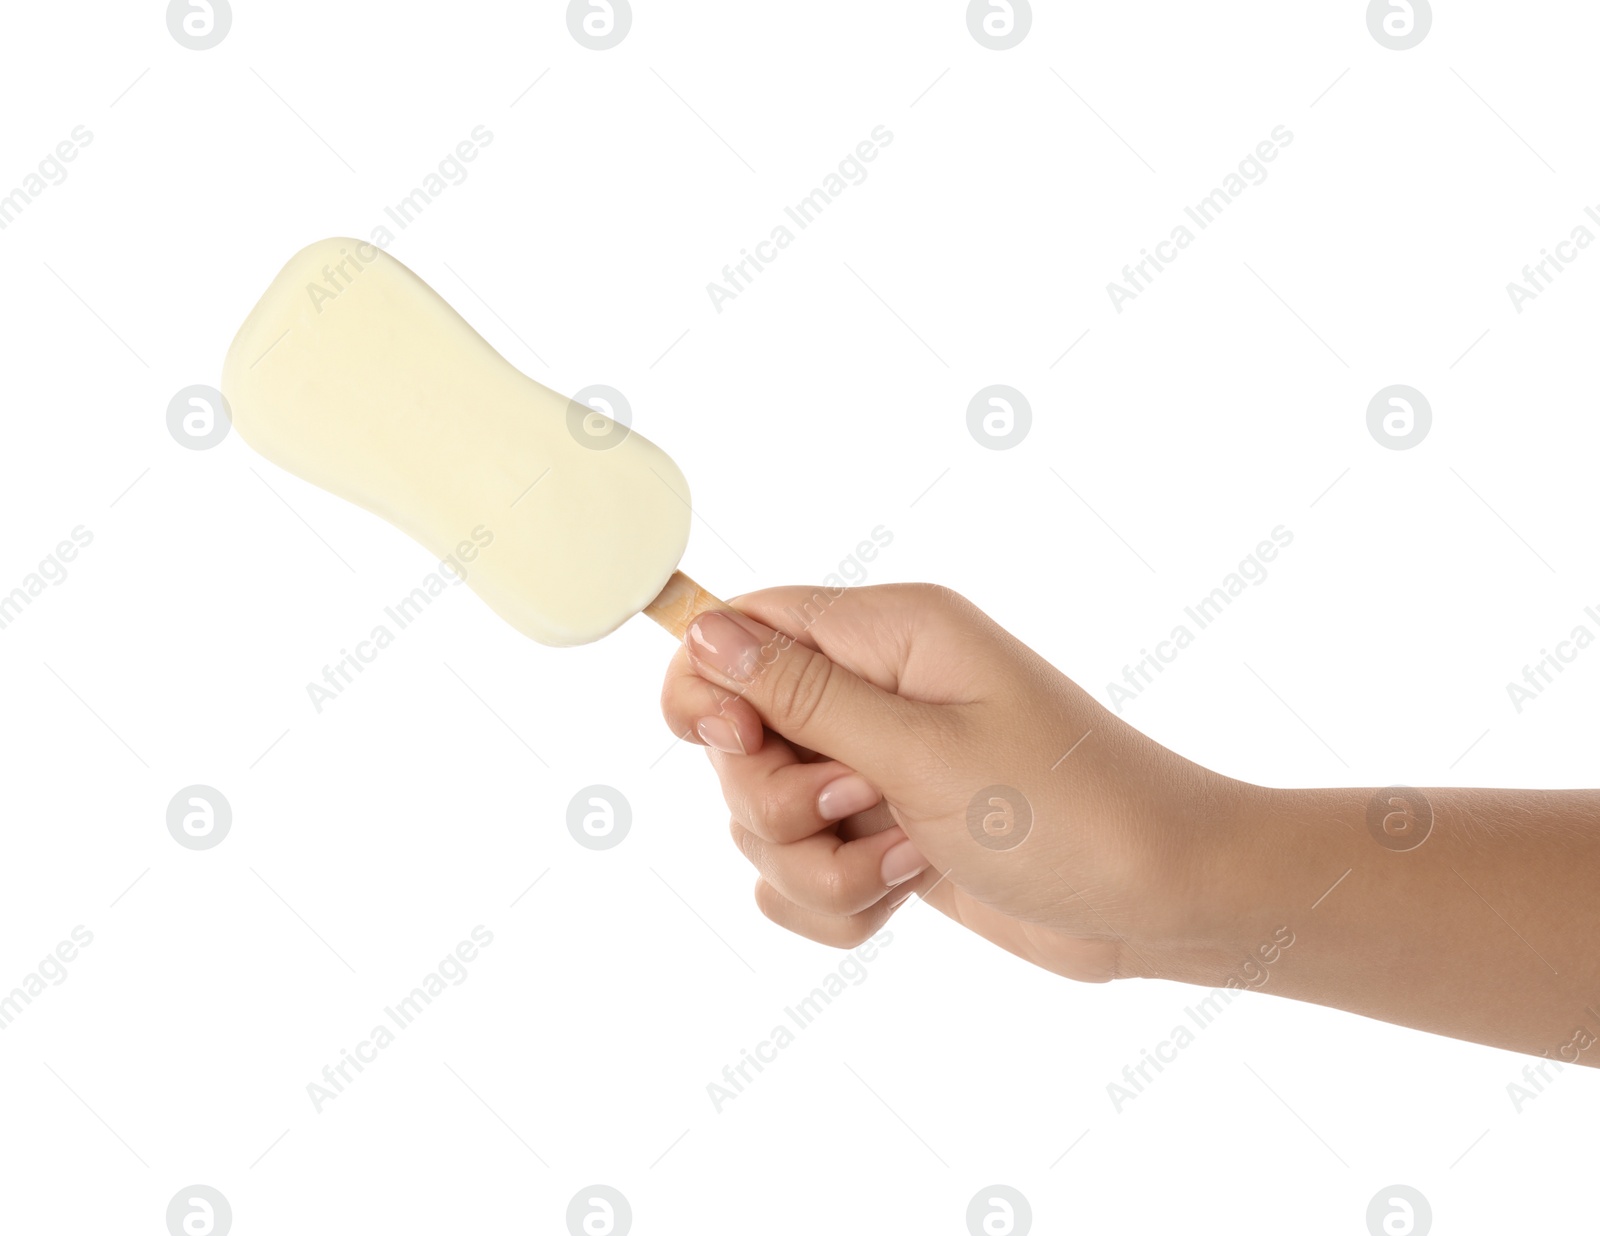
xmin=1137 ymin=783 xmax=1600 ymax=1063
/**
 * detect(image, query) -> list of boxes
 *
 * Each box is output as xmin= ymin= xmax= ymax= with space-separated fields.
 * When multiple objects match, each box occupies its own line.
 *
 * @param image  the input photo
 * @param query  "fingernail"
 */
xmin=817 ymin=774 xmax=878 ymax=822
xmin=696 ymin=716 xmax=746 ymax=755
xmin=687 ymin=611 xmax=762 ymax=683
xmin=881 ymin=839 xmax=928 ymax=888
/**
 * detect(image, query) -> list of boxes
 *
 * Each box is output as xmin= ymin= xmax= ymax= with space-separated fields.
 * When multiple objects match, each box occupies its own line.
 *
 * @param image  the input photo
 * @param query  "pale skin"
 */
xmin=660 ymin=584 xmax=1600 ymax=1065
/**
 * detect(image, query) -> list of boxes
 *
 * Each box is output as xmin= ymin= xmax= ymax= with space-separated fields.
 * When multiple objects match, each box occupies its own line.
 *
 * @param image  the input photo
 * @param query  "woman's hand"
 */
xmin=659 ymin=583 xmax=1243 ymax=983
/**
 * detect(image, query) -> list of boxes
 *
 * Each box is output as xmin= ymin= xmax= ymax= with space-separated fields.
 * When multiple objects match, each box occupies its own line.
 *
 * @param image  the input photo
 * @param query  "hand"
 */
xmin=659 ymin=584 xmax=1245 ymax=982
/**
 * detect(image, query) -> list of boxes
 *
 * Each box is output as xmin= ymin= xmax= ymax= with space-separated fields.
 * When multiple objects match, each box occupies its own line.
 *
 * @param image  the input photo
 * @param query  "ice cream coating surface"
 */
xmin=222 ymin=238 xmax=691 ymax=647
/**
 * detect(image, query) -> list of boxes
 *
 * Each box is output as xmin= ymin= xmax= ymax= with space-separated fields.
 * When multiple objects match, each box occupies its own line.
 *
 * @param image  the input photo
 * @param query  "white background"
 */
xmin=1 ymin=1 xmax=1597 ymax=1233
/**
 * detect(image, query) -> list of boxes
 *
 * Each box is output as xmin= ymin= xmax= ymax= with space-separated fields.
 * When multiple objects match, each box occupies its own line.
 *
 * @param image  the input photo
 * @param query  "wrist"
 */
xmin=1121 ymin=778 xmax=1321 ymax=987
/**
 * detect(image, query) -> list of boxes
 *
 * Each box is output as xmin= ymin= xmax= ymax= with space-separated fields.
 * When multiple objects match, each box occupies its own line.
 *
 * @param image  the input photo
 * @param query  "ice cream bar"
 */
xmin=222 ymin=238 xmax=716 ymax=646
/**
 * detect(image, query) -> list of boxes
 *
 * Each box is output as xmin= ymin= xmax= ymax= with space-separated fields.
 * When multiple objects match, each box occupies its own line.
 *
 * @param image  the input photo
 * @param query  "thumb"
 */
xmin=683 ymin=608 xmax=923 ymax=787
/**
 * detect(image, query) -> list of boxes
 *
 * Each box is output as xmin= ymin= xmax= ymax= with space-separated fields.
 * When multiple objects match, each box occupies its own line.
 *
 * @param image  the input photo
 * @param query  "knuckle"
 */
xmin=832 ymin=912 xmax=876 ymax=949
xmin=908 ymin=581 xmax=953 ymax=603
xmin=891 ymin=580 xmax=958 ymax=607
xmin=769 ymin=650 xmax=834 ymax=734
xmin=815 ymin=862 xmax=851 ymax=917
xmin=753 ymin=782 xmax=792 ymax=840
xmin=891 ymin=581 xmax=980 ymax=634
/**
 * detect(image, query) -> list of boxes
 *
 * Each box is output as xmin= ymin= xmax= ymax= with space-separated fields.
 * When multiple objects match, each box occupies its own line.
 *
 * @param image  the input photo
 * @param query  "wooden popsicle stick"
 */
xmin=644 ymin=569 xmax=728 ymax=639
